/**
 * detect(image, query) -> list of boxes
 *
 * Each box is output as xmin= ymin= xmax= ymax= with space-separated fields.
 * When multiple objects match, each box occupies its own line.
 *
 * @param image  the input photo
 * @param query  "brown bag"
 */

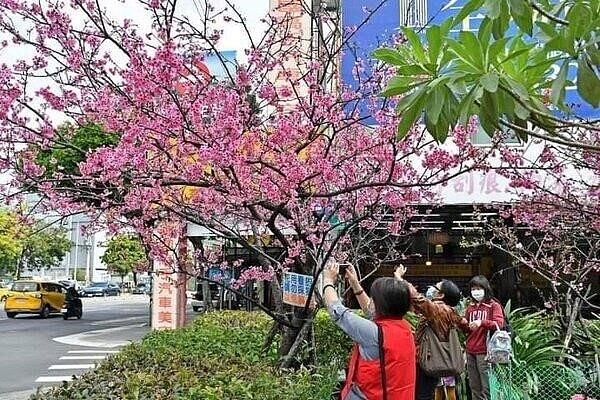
xmin=418 ymin=324 xmax=465 ymax=378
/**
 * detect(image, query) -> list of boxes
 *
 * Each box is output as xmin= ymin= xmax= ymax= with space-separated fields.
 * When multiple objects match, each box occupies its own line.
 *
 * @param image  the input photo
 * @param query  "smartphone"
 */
xmin=338 ymin=263 xmax=350 ymax=277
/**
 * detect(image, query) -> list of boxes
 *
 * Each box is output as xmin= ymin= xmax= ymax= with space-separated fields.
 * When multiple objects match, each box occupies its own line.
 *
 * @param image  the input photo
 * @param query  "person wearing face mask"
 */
xmin=323 ymin=262 xmax=416 ymax=400
xmin=394 ymin=266 xmax=470 ymax=400
xmin=464 ymin=275 xmax=504 ymax=400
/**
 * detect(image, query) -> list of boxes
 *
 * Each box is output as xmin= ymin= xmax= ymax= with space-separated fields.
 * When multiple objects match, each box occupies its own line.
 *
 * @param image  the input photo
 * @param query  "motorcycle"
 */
xmin=61 ymin=287 xmax=83 ymax=320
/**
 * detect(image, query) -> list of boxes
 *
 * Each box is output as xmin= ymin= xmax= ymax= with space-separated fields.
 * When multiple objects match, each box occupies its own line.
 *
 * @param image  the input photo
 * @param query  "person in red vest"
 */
xmin=322 ymin=263 xmax=416 ymax=400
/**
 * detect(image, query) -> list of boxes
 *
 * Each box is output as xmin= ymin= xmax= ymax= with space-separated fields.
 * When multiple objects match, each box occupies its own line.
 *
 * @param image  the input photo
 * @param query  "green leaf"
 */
xmin=499 ymin=47 xmax=532 ymax=65
xmin=577 ymin=55 xmax=600 ymax=107
xmin=479 ymin=90 xmax=499 ymax=135
xmin=485 ymin=0 xmax=502 ymax=19
xmin=402 ymin=27 xmax=427 ymax=63
xmin=458 ymin=31 xmax=484 ymax=70
xmin=396 ymin=64 xmax=430 ymax=76
xmin=514 ymin=102 xmax=530 ymax=120
xmin=512 ymin=118 xmax=529 ymax=142
xmin=481 ymin=72 xmax=499 ymax=92
xmin=535 ymin=21 xmax=556 ymax=39
xmin=477 ymin=17 xmax=493 ymax=44
xmin=489 ymin=37 xmax=509 ymax=64
xmin=492 ymin=1 xmax=510 ymax=39
xmin=550 ymin=60 xmax=569 ymax=106
xmin=507 ymin=0 xmax=524 ymax=14
xmin=566 ymin=3 xmax=593 ymax=38
xmin=381 ymin=76 xmax=420 ymax=97
xmin=396 ymin=90 xmax=428 ymax=140
xmin=426 ymin=86 xmax=445 ymax=125
xmin=589 ymin=46 xmax=600 ymax=66
xmin=503 ymin=76 xmax=531 ymax=101
xmin=458 ymin=87 xmax=479 ymax=126
xmin=372 ymin=48 xmax=405 ymax=66
xmin=498 ymin=90 xmax=516 ymax=119
xmin=426 ymin=25 xmax=442 ymax=66
xmin=509 ymin=0 xmax=533 ymax=36
xmin=546 ymin=36 xmax=575 ymax=56
xmin=452 ymin=0 xmax=485 ymax=27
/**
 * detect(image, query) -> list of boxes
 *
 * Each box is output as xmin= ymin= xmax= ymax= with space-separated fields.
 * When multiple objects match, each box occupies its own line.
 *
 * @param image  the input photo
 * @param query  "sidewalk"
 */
xmin=1 ymin=390 xmax=35 ymax=400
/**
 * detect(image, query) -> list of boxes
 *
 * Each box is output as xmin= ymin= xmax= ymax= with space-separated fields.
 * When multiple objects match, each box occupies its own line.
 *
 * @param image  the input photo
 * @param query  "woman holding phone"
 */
xmin=322 ymin=262 xmax=416 ymax=400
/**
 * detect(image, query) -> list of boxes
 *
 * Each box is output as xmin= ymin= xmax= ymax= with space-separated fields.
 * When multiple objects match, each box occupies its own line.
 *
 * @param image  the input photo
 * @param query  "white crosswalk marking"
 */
xmin=48 ymin=364 xmax=95 ymax=370
xmin=59 ymin=355 xmax=106 ymax=360
xmin=35 ymin=376 xmax=73 ymax=383
xmin=35 ymin=348 xmax=119 ymax=386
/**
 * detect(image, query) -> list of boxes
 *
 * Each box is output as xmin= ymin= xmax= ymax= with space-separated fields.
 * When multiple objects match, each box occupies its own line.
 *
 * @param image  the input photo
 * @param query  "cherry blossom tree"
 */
xmin=0 ymin=0 xmax=493 ymax=363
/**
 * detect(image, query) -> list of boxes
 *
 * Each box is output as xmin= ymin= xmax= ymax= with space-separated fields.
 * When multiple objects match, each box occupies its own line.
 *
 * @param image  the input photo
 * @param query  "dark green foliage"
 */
xmin=489 ymin=307 xmax=600 ymax=399
xmin=101 ymin=233 xmax=148 ymax=281
xmin=35 ymin=123 xmax=120 ymax=177
xmin=29 ymin=122 xmax=123 ymax=208
xmin=31 ymin=311 xmax=347 ymax=400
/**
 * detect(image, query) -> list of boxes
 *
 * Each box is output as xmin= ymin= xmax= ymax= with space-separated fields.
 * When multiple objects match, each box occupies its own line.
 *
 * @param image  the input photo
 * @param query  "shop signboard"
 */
xmin=282 ymin=272 xmax=314 ymax=307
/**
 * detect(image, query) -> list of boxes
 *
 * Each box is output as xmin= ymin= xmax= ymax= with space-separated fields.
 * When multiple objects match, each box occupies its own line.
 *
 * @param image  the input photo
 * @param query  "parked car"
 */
xmin=80 ymin=282 xmax=120 ymax=297
xmin=132 ymin=283 xmax=151 ymax=295
xmin=4 ymin=280 xmax=66 ymax=318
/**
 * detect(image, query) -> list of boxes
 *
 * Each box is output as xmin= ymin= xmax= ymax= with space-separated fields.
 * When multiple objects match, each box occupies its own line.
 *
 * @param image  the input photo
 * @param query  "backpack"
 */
xmin=418 ymin=324 xmax=465 ymax=378
xmin=485 ymin=301 xmax=513 ymax=364
xmin=486 ymin=325 xmax=512 ymax=364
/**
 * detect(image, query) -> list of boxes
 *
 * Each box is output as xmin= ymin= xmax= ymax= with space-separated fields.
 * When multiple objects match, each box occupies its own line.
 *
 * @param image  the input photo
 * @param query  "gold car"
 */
xmin=4 ymin=280 xmax=67 ymax=318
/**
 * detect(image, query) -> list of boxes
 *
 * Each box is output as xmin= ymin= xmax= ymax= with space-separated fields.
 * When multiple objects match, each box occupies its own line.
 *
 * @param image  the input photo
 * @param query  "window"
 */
xmin=399 ymin=0 xmax=428 ymax=28
xmin=470 ymin=124 xmax=521 ymax=146
xmin=13 ymin=282 xmax=40 ymax=292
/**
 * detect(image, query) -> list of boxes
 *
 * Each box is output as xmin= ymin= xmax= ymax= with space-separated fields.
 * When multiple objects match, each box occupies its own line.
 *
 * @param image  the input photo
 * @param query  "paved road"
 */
xmin=0 ymin=295 xmax=154 ymax=398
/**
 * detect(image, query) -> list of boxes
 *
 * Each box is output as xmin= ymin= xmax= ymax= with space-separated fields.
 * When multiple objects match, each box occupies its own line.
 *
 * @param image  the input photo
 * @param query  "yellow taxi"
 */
xmin=4 ymin=280 xmax=67 ymax=318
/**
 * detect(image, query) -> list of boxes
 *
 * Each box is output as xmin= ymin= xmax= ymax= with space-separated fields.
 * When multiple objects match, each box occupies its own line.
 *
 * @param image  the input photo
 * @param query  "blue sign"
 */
xmin=206 ymin=267 xmax=233 ymax=285
xmin=341 ymin=0 xmax=597 ymax=120
xmin=282 ymin=272 xmax=314 ymax=307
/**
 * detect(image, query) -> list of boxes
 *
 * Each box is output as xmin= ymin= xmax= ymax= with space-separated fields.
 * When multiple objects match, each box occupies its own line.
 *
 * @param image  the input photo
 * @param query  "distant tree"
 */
xmin=0 ymin=210 xmax=25 ymax=275
xmin=19 ymin=222 xmax=72 ymax=276
xmin=101 ymin=233 xmax=148 ymax=284
xmin=0 ymin=209 xmax=71 ymax=278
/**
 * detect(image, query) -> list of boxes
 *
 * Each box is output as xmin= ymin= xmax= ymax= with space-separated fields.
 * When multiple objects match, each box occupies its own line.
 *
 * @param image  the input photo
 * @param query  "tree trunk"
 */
xmin=202 ymin=279 xmax=213 ymax=311
xmin=15 ymin=248 xmax=26 ymax=279
xmin=278 ymin=306 xmax=316 ymax=369
xmin=562 ymin=295 xmax=580 ymax=353
xmin=280 ymin=312 xmax=314 ymax=369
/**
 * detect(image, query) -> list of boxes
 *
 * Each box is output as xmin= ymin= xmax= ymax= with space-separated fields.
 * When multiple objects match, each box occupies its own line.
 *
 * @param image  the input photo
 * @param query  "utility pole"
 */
xmin=73 ymin=221 xmax=79 ymax=281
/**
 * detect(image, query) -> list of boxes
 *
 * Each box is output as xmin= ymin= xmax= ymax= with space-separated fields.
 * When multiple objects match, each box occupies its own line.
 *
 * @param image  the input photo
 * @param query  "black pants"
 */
xmin=416 ymin=365 xmax=438 ymax=400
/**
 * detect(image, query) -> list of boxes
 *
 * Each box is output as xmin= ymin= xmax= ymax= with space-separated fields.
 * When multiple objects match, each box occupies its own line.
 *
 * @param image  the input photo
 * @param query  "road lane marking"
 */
xmin=49 ymin=364 xmax=95 ymax=370
xmin=89 ymin=316 xmax=146 ymax=326
xmin=35 ymin=376 xmax=73 ymax=383
xmin=67 ymin=350 xmax=119 ymax=354
xmin=59 ymin=355 xmax=106 ymax=360
xmin=53 ymin=323 xmax=147 ymax=348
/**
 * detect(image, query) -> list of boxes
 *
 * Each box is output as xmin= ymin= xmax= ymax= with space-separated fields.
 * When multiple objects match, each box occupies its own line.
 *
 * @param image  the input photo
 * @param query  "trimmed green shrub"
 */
xmin=31 ymin=311 xmax=348 ymax=400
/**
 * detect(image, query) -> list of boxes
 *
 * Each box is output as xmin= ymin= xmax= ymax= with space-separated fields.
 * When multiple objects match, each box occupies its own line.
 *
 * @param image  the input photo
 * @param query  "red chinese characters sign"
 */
xmin=151 ymin=259 xmax=187 ymax=330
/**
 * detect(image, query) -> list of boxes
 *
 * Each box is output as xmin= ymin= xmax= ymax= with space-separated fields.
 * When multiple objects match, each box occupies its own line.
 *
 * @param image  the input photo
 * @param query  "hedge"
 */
xmin=31 ymin=310 xmax=352 ymax=400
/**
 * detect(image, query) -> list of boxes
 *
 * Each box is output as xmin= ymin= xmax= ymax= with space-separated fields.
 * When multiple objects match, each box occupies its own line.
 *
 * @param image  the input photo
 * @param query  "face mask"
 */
xmin=471 ymin=289 xmax=485 ymax=302
xmin=425 ymin=286 xmax=437 ymax=300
